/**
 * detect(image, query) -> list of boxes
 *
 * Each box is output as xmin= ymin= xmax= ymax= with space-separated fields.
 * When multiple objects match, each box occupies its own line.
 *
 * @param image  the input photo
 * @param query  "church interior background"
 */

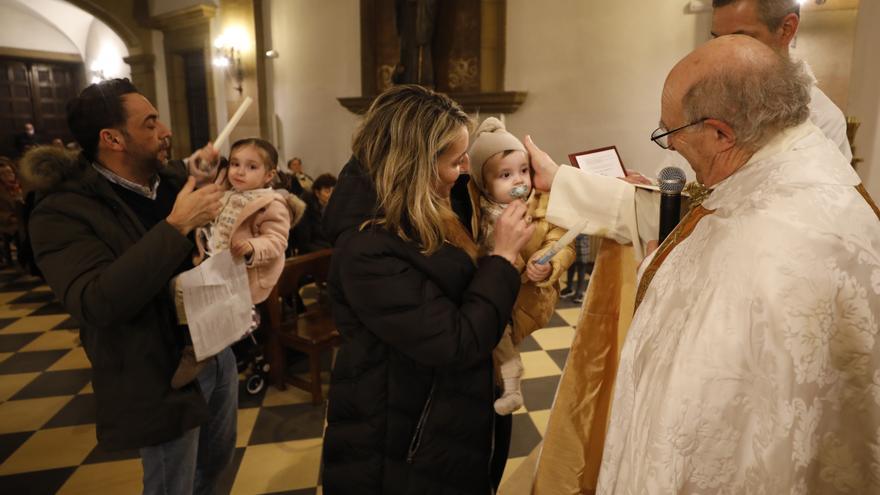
xmin=0 ymin=0 xmax=877 ymax=493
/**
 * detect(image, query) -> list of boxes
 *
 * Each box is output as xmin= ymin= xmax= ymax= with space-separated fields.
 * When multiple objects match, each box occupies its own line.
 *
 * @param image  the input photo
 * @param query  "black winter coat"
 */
xmin=23 ymin=147 xmax=209 ymax=450
xmin=321 ymin=158 xmax=520 ymax=494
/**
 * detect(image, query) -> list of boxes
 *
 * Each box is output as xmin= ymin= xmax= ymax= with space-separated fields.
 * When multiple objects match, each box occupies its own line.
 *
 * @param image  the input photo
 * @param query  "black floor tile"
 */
xmin=0 ymin=466 xmax=76 ymax=494
xmin=508 ymin=413 xmax=543 ymax=458
xmin=215 ymin=446 xmax=246 ymax=495
xmin=44 ymin=393 xmax=97 ymax=428
xmin=544 ymin=312 xmax=570 ymax=329
xmin=0 ymin=317 xmax=19 ymax=331
xmin=518 ymin=335 xmax=541 ymax=352
xmin=546 ymin=348 xmax=570 ymax=372
xmin=556 ymin=297 xmax=582 ymax=310
xmin=0 ymin=431 xmax=33 ymax=465
xmin=0 ymin=332 xmax=40 ymax=352
xmin=248 ymin=402 xmax=326 ymax=445
xmin=31 ymin=302 xmax=68 ymax=317
xmin=8 ymin=291 xmax=56 ymax=304
xmin=266 ymin=488 xmax=317 ymax=495
xmin=82 ymin=443 xmax=141 ymax=465
xmin=50 ymin=316 xmax=80 ymax=330
xmin=2 ymin=280 xmax=45 ymax=291
xmin=10 ymin=368 xmax=92 ymax=399
xmin=0 ymin=272 xmax=23 ymax=284
xmin=0 ymin=349 xmax=68 ymax=374
xmin=522 ymin=375 xmax=561 ymax=412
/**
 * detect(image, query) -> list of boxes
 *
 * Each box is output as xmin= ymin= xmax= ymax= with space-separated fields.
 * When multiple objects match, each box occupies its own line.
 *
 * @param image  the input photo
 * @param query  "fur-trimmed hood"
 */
xmin=18 ymin=145 xmax=89 ymax=195
xmin=275 ymin=188 xmax=306 ymax=227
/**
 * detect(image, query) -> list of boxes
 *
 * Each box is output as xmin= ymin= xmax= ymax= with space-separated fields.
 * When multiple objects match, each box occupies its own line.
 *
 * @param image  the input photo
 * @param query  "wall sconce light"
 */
xmin=213 ymin=26 xmax=250 ymax=95
xmin=89 ymin=44 xmax=123 ymax=84
xmin=90 ymin=64 xmax=107 ymax=84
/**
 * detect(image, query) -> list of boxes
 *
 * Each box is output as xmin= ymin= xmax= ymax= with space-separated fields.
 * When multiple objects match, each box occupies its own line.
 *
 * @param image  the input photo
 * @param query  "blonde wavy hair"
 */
xmin=353 ymin=85 xmax=472 ymax=255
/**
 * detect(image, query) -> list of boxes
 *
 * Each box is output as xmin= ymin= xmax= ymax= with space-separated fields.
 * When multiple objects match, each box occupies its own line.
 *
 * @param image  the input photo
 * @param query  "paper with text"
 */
xmin=576 ymin=148 xmax=626 ymax=178
xmin=177 ymin=250 xmax=253 ymax=361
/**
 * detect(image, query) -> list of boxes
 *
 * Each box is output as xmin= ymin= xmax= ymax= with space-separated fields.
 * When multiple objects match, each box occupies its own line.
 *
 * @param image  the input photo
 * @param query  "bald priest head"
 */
xmin=658 ymin=34 xmax=810 ymax=187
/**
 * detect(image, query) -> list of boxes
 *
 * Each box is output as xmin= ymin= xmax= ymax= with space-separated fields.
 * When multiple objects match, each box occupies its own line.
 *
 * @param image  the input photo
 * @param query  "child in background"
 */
xmin=467 ymin=118 xmax=575 ymax=414
xmin=171 ymin=138 xmax=301 ymax=389
xmin=561 ymin=234 xmax=590 ymax=304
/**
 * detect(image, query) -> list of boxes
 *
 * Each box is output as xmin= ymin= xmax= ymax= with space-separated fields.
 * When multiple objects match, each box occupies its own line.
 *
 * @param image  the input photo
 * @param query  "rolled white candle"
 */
xmin=535 ymin=217 xmax=590 ymax=265
xmin=213 ymin=96 xmax=253 ymax=150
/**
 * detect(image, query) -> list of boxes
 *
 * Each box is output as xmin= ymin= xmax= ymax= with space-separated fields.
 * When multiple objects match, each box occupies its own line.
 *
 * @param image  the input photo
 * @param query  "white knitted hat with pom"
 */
xmin=467 ymin=117 xmax=526 ymax=193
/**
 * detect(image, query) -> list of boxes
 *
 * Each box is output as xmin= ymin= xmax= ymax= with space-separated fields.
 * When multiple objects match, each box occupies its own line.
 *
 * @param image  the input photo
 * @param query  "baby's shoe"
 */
xmin=494 ymin=391 xmax=524 ymax=415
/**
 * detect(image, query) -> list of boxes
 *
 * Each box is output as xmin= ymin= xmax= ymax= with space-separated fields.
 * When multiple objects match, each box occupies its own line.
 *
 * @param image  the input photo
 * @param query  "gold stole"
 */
xmin=634 ymin=205 xmax=716 ymax=311
xmin=856 ymin=184 xmax=880 ymax=221
xmin=529 ymin=239 xmax=638 ymax=495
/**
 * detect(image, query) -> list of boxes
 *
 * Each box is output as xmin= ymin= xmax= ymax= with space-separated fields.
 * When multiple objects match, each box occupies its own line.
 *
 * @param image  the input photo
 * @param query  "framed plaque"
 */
xmin=568 ymin=146 xmax=627 ymax=178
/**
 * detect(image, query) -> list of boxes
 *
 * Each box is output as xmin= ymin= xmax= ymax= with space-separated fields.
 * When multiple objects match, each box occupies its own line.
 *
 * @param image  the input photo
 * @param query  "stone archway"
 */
xmin=64 ymin=0 xmax=159 ymax=102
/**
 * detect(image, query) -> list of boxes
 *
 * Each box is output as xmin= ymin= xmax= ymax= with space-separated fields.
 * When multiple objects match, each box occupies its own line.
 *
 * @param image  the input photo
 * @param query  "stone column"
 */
xmin=124 ymin=53 xmax=157 ymax=104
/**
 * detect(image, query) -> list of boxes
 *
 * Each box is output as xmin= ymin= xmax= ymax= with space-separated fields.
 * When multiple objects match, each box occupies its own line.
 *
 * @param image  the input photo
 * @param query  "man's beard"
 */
xmin=135 ymin=139 xmax=171 ymax=176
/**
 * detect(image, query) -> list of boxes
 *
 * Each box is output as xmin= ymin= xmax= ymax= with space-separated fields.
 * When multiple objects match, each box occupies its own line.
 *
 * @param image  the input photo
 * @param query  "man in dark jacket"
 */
xmin=23 ymin=78 xmax=234 ymax=495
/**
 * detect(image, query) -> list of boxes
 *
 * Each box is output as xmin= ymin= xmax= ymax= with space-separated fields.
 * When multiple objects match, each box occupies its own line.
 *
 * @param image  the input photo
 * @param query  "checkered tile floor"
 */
xmin=0 ymin=267 xmax=584 ymax=494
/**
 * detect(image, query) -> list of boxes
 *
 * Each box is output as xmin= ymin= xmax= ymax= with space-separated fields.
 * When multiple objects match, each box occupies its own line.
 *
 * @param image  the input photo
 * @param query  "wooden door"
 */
xmin=0 ymin=60 xmax=37 ymax=158
xmin=0 ymin=57 xmax=82 ymax=158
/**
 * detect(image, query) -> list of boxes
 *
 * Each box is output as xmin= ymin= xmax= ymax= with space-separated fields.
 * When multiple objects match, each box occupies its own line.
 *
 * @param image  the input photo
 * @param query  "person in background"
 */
xmin=0 ymin=157 xmax=23 ymax=266
xmin=14 ymin=122 xmax=39 ymax=156
xmin=560 ymin=234 xmax=590 ymax=304
xmin=288 ymin=157 xmax=314 ymax=195
xmin=321 ymin=84 xmax=534 ymax=494
xmin=293 ymin=173 xmax=336 ymax=254
xmin=711 ymin=0 xmax=852 ymax=161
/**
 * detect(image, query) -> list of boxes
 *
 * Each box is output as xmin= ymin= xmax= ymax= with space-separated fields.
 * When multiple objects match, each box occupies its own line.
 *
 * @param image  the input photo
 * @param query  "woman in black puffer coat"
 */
xmin=321 ymin=85 xmax=536 ymax=495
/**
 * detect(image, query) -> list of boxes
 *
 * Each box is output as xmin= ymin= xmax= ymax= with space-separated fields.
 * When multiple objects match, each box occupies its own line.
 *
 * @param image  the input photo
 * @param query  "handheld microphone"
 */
xmin=658 ymin=167 xmax=686 ymax=243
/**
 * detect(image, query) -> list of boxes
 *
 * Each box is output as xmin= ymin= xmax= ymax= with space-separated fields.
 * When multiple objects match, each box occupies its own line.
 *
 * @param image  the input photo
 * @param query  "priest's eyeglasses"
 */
xmin=650 ymin=118 xmax=708 ymax=149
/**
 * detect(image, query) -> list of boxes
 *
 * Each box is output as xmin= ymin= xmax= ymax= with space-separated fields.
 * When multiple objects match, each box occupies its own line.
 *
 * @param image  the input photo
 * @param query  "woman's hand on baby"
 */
xmin=526 ymin=253 xmax=552 ymax=282
xmin=491 ymin=200 xmax=535 ymax=265
xmin=231 ymin=240 xmax=254 ymax=259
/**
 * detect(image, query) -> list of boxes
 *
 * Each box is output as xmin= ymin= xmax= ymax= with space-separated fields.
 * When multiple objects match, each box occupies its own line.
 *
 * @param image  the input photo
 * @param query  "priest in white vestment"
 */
xmin=527 ymin=35 xmax=880 ymax=494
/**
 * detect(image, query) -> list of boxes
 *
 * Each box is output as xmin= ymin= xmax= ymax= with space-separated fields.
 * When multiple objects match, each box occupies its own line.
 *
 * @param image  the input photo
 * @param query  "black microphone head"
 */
xmin=658 ymin=166 xmax=686 ymax=194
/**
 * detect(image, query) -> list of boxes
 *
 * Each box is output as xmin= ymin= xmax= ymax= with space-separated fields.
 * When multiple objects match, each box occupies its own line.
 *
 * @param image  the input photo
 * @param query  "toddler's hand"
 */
xmin=231 ymin=240 xmax=254 ymax=259
xmin=526 ymin=253 xmax=552 ymax=282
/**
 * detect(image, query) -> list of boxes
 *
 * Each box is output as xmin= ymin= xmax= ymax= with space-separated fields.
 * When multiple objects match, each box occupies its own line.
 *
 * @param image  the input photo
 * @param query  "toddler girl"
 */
xmin=172 ymin=138 xmax=299 ymax=389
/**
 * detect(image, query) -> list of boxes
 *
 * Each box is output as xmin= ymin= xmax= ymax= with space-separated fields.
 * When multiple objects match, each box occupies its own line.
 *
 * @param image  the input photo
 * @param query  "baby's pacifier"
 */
xmin=509 ymin=184 xmax=530 ymax=200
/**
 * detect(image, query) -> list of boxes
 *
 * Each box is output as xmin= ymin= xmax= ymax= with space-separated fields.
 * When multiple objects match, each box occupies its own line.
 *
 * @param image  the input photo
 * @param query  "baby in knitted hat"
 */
xmin=467 ymin=117 xmax=575 ymax=415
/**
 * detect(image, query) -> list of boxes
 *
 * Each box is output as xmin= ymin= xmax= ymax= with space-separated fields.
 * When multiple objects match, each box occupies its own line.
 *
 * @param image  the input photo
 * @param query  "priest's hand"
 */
xmin=622 ymin=170 xmax=652 ymax=186
xmin=524 ymin=135 xmax=558 ymax=192
xmin=526 ymin=253 xmax=552 ymax=282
